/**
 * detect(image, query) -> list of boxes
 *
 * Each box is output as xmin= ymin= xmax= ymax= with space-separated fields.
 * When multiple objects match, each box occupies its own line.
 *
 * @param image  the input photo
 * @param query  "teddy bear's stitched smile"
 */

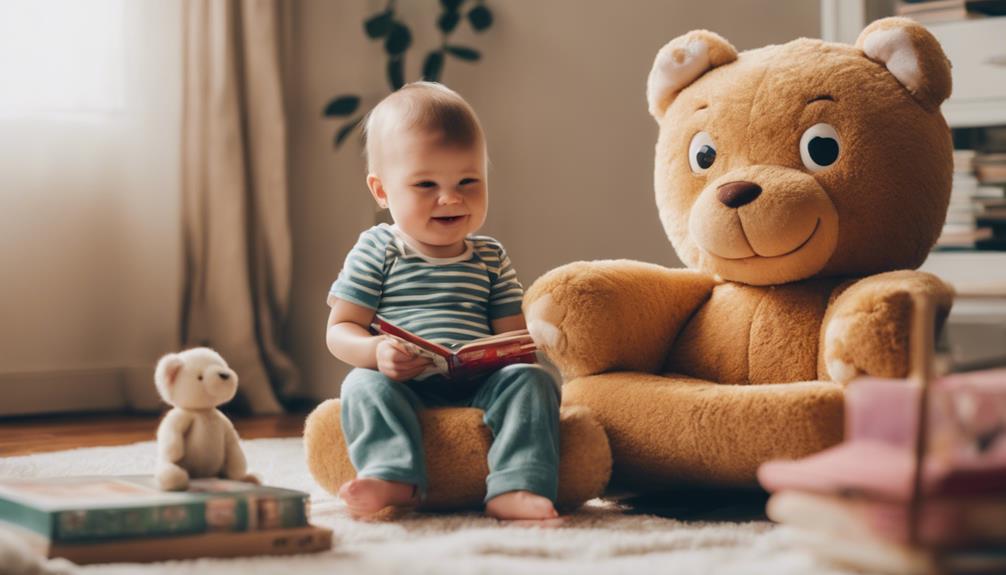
xmin=719 ymin=217 xmax=822 ymax=261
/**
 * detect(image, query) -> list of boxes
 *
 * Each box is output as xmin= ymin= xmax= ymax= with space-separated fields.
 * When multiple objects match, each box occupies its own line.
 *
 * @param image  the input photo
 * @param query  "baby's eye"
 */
xmin=459 ymin=178 xmax=479 ymax=186
xmin=414 ymin=180 xmax=437 ymax=189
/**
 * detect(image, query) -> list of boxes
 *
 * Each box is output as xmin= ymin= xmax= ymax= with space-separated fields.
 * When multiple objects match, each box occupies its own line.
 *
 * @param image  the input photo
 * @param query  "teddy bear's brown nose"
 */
xmin=717 ymin=181 xmax=762 ymax=208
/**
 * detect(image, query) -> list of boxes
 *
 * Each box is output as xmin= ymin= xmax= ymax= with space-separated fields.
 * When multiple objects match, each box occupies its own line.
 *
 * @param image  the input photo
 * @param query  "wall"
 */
xmin=0 ymin=2 xmax=182 ymax=415
xmin=287 ymin=0 xmax=821 ymax=399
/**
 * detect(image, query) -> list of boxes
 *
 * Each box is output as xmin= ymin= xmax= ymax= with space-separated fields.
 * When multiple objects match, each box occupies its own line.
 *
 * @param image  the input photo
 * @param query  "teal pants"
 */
xmin=339 ymin=363 xmax=560 ymax=503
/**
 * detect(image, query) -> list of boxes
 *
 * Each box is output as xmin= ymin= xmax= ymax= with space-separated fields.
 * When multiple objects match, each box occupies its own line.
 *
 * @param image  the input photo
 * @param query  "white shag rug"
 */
xmin=0 ymin=438 xmax=860 ymax=575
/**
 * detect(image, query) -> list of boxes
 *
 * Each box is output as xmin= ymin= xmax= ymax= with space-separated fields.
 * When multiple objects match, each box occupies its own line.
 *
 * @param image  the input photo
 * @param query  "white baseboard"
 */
xmin=0 ymin=365 xmax=163 ymax=417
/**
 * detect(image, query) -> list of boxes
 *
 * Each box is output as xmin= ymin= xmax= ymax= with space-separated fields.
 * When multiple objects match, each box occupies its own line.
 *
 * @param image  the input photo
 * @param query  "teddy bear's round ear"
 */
xmin=647 ymin=30 xmax=738 ymax=120
xmin=855 ymin=17 xmax=952 ymax=112
xmin=155 ymin=354 xmax=184 ymax=387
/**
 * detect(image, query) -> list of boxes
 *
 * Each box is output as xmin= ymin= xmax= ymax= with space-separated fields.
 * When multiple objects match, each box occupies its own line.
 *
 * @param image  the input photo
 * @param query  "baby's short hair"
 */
xmin=364 ymin=82 xmax=485 ymax=173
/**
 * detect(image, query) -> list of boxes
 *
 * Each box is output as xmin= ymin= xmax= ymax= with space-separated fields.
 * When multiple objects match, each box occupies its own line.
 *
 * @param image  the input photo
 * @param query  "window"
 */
xmin=0 ymin=0 xmax=126 ymax=114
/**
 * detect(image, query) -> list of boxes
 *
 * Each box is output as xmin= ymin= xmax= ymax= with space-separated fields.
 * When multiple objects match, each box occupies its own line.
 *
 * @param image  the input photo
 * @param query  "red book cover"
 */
xmin=370 ymin=316 xmax=537 ymax=381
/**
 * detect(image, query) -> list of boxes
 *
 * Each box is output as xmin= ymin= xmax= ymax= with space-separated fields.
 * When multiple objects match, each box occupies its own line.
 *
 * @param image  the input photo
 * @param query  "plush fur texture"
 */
xmin=524 ymin=18 xmax=955 ymax=491
xmin=154 ymin=348 xmax=256 ymax=491
xmin=304 ymin=400 xmax=612 ymax=511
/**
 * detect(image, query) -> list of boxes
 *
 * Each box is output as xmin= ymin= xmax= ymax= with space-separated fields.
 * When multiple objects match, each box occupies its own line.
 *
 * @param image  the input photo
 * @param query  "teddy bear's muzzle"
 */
xmin=685 ymin=166 xmax=841 ymax=285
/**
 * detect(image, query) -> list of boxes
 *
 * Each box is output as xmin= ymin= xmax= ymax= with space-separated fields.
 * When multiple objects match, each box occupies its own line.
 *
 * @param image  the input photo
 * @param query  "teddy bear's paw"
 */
xmin=827 ymin=358 xmax=861 ymax=385
xmin=824 ymin=317 xmax=862 ymax=384
xmin=156 ymin=463 xmax=190 ymax=491
xmin=240 ymin=473 xmax=261 ymax=485
xmin=526 ymin=294 xmax=568 ymax=352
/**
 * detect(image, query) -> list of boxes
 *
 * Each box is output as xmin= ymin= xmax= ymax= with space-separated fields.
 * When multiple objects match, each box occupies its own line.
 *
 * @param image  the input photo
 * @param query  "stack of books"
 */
xmin=0 ymin=476 xmax=332 ymax=564
xmin=759 ymin=370 xmax=1006 ymax=574
xmin=937 ymin=150 xmax=988 ymax=249
xmin=973 ymin=152 xmax=1006 ymax=251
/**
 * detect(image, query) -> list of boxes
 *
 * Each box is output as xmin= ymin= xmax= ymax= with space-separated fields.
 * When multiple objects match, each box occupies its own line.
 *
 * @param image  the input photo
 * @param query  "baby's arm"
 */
xmin=491 ymin=314 xmax=526 ymax=334
xmin=327 ymin=299 xmax=431 ymax=381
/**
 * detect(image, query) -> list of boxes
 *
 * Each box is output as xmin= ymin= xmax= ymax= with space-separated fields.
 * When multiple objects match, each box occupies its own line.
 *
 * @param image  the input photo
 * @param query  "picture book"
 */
xmin=0 ymin=475 xmax=308 ymax=543
xmin=370 ymin=316 xmax=537 ymax=381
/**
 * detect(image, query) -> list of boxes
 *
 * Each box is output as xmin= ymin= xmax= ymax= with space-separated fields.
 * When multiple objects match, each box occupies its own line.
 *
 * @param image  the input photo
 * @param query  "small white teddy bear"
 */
xmin=154 ymin=348 xmax=257 ymax=491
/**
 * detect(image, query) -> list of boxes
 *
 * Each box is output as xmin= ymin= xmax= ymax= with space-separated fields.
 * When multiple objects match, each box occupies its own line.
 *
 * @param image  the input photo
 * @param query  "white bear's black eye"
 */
xmin=198 ymin=375 xmax=203 ymax=381
xmin=688 ymin=131 xmax=717 ymax=173
xmin=800 ymin=123 xmax=840 ymax=172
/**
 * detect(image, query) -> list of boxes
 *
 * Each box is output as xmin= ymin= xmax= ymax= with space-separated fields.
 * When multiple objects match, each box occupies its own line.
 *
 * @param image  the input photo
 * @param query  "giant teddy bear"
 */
xmin=524 ymin=16 xmax=955 ymax=490
xmin=304 ymin=17 xmax=955 ymax=508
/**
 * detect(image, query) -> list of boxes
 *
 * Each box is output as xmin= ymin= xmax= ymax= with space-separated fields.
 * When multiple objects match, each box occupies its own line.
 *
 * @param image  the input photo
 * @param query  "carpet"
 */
xmin=0 ymin=438 xmax=858 ymax=575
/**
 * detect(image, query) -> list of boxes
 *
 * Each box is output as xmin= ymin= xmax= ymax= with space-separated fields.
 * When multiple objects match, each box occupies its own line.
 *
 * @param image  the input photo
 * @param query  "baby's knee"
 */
xmin=499 ymin=364 xmax=559 ymax=399
xmin=340 ymin=369 xmax=399 ymax=406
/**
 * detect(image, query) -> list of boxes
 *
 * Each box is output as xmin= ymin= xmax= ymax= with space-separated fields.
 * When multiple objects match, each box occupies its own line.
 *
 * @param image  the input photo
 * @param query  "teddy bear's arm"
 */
xmin=157 ymin=409 xmax=194 ymax=463
xmin=220 ymin=417 xmax=251 ymax=481
xmin=524 ymin=260 xmax=716 ymax=380
xmin=820 ymin=270 xmax=953 ymax=383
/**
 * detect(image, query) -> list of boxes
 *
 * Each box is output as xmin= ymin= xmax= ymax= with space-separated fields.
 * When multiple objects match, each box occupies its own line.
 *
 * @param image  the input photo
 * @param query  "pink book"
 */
xmin=758 ymin=369 xmax=1006 ymax=501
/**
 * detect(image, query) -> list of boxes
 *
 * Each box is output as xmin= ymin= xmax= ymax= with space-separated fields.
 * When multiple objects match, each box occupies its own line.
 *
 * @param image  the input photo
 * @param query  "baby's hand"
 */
xmin=376 ymin=337 xmax=433 ymax=382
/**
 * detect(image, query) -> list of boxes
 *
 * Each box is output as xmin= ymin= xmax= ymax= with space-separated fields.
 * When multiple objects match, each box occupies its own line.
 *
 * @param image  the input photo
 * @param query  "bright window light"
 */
xmin=0 ymin=0 xmax=126 ymax=113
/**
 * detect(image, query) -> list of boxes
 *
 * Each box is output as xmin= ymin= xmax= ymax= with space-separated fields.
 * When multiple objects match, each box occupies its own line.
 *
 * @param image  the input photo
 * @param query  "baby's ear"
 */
xmin=856 ymin=17 xmax=952 ymax=112
xmin=647 ymin=30 xmax=738 ymax=119
xmin=155 ymin=354 xmax=185 ymax=399
xmin=366 ymin=174 xmax=388 ymax=209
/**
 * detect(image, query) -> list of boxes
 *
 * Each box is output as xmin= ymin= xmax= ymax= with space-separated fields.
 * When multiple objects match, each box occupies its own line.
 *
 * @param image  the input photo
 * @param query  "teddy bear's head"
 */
xmin=155 ymin=347 xmax=238 ymax=410
xmin=647 ymin=18 xmax=953 ymax=286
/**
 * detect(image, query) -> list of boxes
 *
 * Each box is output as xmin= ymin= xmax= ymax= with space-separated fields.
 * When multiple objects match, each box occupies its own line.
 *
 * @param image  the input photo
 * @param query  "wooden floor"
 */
xmin=0 ymin=412 xmax=308 ymax=457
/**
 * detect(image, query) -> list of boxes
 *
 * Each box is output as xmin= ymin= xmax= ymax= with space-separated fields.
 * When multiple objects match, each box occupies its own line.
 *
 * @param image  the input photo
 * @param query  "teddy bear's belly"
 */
xmin=666 ymin=280 xmax=841 ymax=384
xmin=180 ymin=415 xmax=227 ymax=477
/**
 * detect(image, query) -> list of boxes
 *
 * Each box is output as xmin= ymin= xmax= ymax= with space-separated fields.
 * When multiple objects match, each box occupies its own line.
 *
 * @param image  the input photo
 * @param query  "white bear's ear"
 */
xmin=856 ymin=17 xmax=952 ymax=112
xmin=647 ymin=30 xmax=738 ymax=119
xmin=155 ymin=354 xmax=184 ymax=388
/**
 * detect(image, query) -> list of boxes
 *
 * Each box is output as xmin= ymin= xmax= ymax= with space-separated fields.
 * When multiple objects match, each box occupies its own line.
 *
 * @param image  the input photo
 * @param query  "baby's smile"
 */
xmin=431 ymin=215 xmax=468 ymax=225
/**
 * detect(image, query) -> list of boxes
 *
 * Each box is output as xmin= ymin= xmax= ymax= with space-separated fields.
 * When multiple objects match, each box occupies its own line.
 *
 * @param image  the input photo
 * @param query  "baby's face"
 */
xmin=373 ymin=130 xmax=487 ymax=258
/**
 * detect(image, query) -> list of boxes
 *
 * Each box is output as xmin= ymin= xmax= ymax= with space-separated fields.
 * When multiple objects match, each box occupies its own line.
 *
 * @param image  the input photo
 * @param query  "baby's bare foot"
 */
xmin=338 ymin=478 xmax=417 ymax=519
xmin=485 ymin=491 xmax=561 ymax=523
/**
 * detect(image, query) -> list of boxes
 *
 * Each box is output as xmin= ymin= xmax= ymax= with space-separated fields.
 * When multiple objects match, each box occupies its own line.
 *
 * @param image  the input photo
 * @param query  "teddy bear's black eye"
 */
xmin=688 ymin=131 xmax=717 ymax=174
xmin=800 ymin=123 xmax=841 ymax=172
xmin=696 ymin=146 xmax=716 ymax=169
xmin=198 ymin=375 xmax=203 ymax=381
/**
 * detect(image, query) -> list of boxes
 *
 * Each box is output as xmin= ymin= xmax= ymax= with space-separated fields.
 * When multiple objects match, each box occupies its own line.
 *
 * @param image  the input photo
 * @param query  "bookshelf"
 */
xmin=822 ymin=0 xmax=1006 ymax=367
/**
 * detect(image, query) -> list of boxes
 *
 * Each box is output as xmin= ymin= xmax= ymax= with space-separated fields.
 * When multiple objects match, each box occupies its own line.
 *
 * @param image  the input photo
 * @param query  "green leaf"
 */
xmin=445 ymin=45 xmax=480 ymax=61
xmin=384 ymin=22 xmax=412 ymax=56
xmin=387 ymin=58 xmax=405 ymax=91
xmin=422 ymin=51 xmax=444 ymax=82
xmin=322 ymin=95 xmax=360 ymax=117
xmin=335 ymin=116 xmax=363 ymax=148
xmin=364 ymin=10 xmax=393 ymax=38
xmin=467 ymin=5 xmax=492 ymax=31
xmin=440 ymin=0 xmax=464 ymax=12
xmin=437 ymin=10 xmax=460 ymax=34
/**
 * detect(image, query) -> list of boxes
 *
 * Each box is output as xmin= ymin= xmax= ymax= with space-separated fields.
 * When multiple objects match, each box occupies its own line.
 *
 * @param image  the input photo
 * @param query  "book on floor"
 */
xmin=370 ymin=315 xmax=537 ymax=381
xmin=0 ymin=475 xmax=309 ymax=543
xmin=5 ymin=523 xmax=333 ymax=564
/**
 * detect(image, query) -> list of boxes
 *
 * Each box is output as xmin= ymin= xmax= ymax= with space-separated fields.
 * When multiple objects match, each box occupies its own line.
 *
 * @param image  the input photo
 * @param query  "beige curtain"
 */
xmin=181 ymin=0 xmax=296 ymax=414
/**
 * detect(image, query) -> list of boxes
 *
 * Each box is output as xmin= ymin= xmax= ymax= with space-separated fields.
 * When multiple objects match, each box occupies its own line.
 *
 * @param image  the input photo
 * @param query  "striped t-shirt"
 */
xmin=328 ymin=224 xmax=524 ymax=348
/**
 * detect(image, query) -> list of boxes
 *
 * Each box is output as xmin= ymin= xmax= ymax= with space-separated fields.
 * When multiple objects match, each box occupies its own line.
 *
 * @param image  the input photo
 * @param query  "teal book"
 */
xmin=0 ymin=475 xmax=309 ymax=543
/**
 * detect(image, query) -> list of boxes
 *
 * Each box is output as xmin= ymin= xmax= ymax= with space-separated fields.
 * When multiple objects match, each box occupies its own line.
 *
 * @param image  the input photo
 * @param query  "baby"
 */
xmin=326 ymin=82 xmax=560 ymax=522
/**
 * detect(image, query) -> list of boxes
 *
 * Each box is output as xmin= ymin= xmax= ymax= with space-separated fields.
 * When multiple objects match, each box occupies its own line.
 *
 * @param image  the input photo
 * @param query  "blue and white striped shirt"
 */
xmin=328 ymin=224 xmax=524 ymax=348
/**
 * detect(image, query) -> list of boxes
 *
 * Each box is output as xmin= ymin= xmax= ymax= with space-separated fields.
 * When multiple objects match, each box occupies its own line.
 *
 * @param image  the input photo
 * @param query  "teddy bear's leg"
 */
xmin=563 ymin=372 xmax=844 ymax=490
xmin=156 ymin=460 xmax=190 ymax=491
xmin=304 ymin=400 xmax=611 ymax=511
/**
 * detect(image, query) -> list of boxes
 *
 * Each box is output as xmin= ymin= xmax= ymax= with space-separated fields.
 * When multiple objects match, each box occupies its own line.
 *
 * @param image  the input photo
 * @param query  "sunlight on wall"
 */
xmin=0 ymin=0 xmax=125 ymax=113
